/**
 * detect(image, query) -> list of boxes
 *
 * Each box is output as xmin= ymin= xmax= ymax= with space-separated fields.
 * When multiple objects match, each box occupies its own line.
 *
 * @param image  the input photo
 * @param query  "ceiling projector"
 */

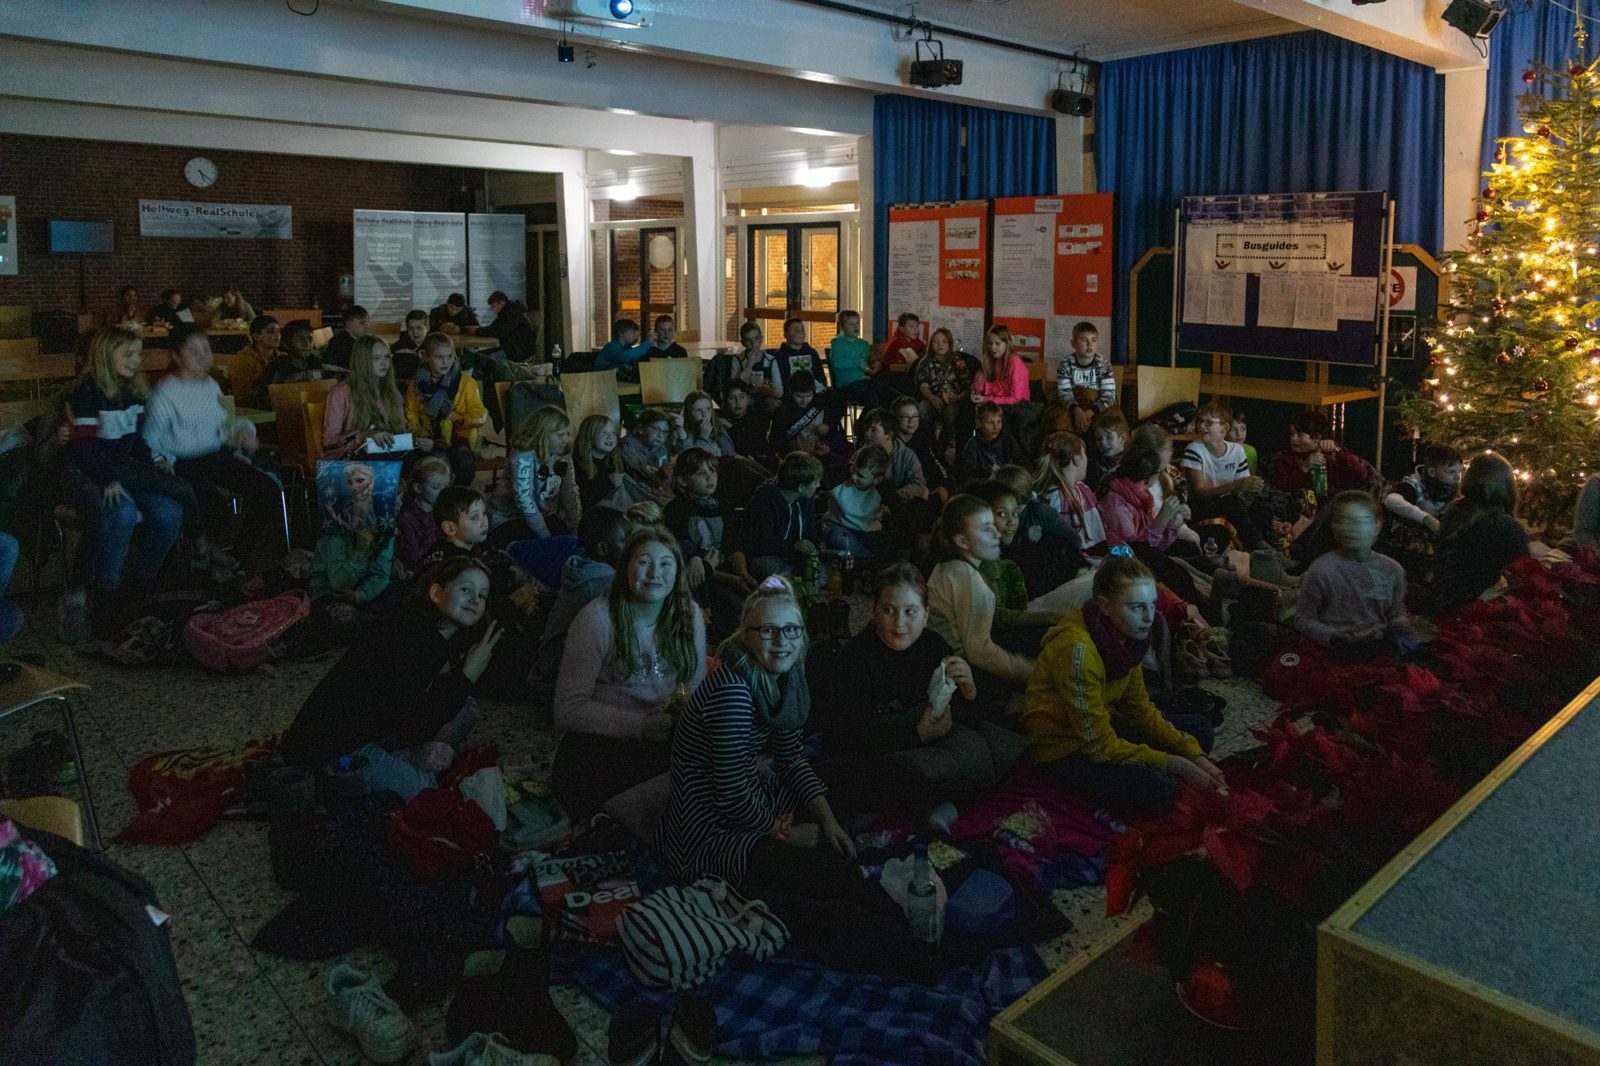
xmin=547 ymin=0 xmax=647 ymax=29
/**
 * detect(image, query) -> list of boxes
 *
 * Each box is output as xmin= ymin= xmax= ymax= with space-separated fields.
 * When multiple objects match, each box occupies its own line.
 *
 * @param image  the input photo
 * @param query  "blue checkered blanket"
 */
xmin=554 ymin=940 xmax=1046 ymax=1065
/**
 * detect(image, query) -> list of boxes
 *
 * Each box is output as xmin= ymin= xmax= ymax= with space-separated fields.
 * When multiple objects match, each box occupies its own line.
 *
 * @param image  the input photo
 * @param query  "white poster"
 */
xmin=1293 ymin=273 xmax=1338 ymax=331
xmin=1335 ymin=276 xmax=1379 ymax=321
xmin=993 ymin=213 xmax=1051 ymax=318
xmin=352 ymin=209 xmax=417 ymax=323
xmin=1182 ymin=273 xmax=1209 ymax=325
xmin=467 ymin=213 xmax=527 ymax=320
xmin=887 ymin=219 xmax=939 ymax=321
xmin=0 ymin=196 xmax=16 ymax=276
xmin=411 ymin=212 xmax=467 ymax=316
xmin=1256 ymin=274 xmax=1296 ymax=329
xmin=942 ymin=215 xmax=980 ymax=251
xmin=934 ymin=305 xmax=986 ymax=358
xmin=139 ymin=199 xmax=292 ymax=239
xmin=1205 ymin=273 xmax=1246 ymax=327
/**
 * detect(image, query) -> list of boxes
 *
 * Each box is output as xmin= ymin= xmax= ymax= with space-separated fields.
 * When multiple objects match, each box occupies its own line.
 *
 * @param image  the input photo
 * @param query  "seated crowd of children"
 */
xmin=26 ymin=306 xmax=1584 ymax=1055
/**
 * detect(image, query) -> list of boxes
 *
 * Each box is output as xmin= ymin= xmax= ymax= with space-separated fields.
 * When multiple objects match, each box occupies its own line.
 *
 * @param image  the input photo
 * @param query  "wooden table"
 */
xmin=1194 ymin=374 xmax=1377 ymax=407
xmin=235 ymin=407 xmax=276 ymax=425
xmin=376 ymin=332 xmax=500 ymax=351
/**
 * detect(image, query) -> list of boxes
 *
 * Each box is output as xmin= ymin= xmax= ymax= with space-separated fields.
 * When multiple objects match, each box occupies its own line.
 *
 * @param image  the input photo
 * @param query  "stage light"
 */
xmin=909 ymin=34 xmax=961 ymax=89
xmin=609 ymin=0 xmax=633 ymax=17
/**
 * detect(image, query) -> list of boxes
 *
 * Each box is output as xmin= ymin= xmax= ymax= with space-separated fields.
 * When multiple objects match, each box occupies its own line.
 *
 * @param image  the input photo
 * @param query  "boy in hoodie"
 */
xmin=745 ymin=451 xmax=822 ymax=580
xmin=531 ymin=505 xmax=630 ymax=686
xmin=954 ymin=402 xmax=1025 ymax=484
xmin=1382 ymin=442 xmax=1463 ymax=574
xmin=665 ymin=447 xmax=754 ymax=641
xmin=823 ymin=444 xmax=891 ymax=560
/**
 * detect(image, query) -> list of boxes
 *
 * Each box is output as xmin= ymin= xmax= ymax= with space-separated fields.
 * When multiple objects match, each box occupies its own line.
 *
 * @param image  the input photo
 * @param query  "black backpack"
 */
xmin=0 ymin=829 xmax=196 ymax=1065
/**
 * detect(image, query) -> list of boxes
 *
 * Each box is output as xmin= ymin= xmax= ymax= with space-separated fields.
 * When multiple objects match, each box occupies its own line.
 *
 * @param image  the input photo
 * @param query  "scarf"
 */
xmin=415 ymin=363 xmax=463 ymax=424
xmin=715 ymin=641 xmax=810 ymax=733
xmin=1081 ymin=600 xmax=1147 ymax=681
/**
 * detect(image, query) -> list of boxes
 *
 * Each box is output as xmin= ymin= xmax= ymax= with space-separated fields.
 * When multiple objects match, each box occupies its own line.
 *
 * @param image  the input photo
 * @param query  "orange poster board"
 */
xmin=991 ymin=194 xmax=1114 ymax=375
xmin=885 ymin=201 xmax=989 ymax=355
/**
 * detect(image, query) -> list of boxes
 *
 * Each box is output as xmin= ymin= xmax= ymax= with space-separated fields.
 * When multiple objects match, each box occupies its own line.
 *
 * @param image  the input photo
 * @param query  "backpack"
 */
xmin=0 ymin=828 xmax=197 ymax=1065
xmin=616 ymin=877 xmax=789 ymax=990
xmin=183 ymin=591 xmax=310 ymax=674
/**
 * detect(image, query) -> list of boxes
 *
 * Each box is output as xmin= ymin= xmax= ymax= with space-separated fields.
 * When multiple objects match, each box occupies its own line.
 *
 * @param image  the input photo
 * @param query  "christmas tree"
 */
xmin=1397 ymin=23 xmax=1600 ymax=528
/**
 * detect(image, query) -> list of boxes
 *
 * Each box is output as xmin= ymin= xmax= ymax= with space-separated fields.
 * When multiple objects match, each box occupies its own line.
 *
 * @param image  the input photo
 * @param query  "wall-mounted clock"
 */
xmin=184 ymin=157 xmax=218 ymax=189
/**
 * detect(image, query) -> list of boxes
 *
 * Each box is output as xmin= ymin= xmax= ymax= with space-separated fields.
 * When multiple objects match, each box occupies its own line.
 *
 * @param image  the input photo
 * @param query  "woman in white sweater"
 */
xmin=552 ymin=527 xmax=707 ymax=819
xmin=142 ymin=324 xmax=283 ymax=565
xmin=927 ymin=494 xmax=1055 ymax=713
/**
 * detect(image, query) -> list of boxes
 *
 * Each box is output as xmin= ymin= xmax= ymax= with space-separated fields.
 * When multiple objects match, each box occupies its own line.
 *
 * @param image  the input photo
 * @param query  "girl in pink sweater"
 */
xmin=970 ymin=325 xmax=1031 ymax=407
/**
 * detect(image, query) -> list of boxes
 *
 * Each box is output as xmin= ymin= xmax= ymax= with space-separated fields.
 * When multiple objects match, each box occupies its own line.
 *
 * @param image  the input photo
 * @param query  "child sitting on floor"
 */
xmin=766 ymin=371 xmax=832 ymax=462
xmin=1382 ymin=443 xmax=1462 ymax=573
xmin=396 ymin=455 xmax=451 ymax=579
xmin=533 ymin=505 xmax=630 ymax=687
xmin=990 ymin=463 xmax=1088 ymax=603
xmin=621 ymin=408 xmax=673 ymax=493
xmin=406 ymin=332 xmax=487 ymax=486
xmin=664 ymin=447 xmax=754 ymax=640
xmin=1036 ymin=431 xmax=1107 ymax=555
xmin=573 ymin=414 xmax=640 ymax=512
xmin=954 ymin=401 xmax=1025 ymax=483
xmin=1102 ymin=446 xmax=1202 ymax=552
xmin=1296 ymin=490 xmax=1414 ymax=653
xmin=721 ymin=379 xmax=770 ymax=463
xmin=1055 ymin=321 xmax=1116 ymax=433
xmin=489 ymin=404 xmax=579 ymax=541
xmin=823 ymin=444 xmax=890 ymax=561
xmin=745 ymin=451 xmax=821 ymax=580
xmin=1228 ymin=410 xmax=1258 ymax=475
xmin=418 ymin=485 xmax=490 ymax=568
xmin=1431 ymin=452 xmax=1529 ymax=613
xmin=1088 ymin=407 xmax=1130 ymax=494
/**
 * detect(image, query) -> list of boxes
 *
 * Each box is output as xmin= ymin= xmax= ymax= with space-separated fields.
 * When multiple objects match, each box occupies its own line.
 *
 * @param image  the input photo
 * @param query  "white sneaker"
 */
xmin=429 ymin=1031 xmax=561 ymax=1066
xmin=326 ymin=963 xmax=418 ymax=1064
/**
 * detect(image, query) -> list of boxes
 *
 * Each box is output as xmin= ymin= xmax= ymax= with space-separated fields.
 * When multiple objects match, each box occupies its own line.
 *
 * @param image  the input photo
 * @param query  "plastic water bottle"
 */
xmin=905 ymin=840 xmax=942 ymax=944
xmin=1310 ymin=461 xmax=1328 ymax=500
xmin=551 ymin=343 xmax=564 ymax=380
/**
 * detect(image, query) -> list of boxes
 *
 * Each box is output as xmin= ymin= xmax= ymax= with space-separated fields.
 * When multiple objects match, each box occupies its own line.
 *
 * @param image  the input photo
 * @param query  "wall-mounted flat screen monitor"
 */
xmin=49 ymin=219 xmax=116 ymax=254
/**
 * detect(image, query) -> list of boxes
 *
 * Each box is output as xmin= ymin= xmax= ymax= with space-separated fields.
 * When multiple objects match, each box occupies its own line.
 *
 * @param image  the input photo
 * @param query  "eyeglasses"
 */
xmin=746 ymin=623 xmax=805 ymax=642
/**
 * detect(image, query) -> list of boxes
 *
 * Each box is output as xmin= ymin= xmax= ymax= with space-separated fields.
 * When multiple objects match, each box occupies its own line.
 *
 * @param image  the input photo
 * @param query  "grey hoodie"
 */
xmin=532 ymin=555 xmax=615 ymax=684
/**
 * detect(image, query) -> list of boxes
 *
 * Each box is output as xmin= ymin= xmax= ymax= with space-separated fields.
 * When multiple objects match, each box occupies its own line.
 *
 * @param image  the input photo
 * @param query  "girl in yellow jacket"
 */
xmin=1022 ymin=551 xmax=1226 ymax=815
xmin=407 ymin=332 xmax=487 ymax=486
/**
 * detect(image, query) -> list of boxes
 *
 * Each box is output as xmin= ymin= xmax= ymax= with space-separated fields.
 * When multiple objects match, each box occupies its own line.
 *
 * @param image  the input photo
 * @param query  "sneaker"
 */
xmin=445 ymin=918 xmax=577 ymax=1063
xmin=923 ymin=801 xmax=960 ymax=838
xmin=607 ymin=1000 xmax=661 ymax=1066
xmin=430 ymin=1031 xmax=561 ymax=1066
xmin=327 ymin=963 xmax=418 ymax=1064
xmin=662 ymin=993 xmax=717 ymax=1066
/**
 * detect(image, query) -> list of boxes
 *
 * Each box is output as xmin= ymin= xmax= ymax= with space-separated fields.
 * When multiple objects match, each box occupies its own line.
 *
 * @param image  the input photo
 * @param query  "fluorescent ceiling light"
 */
xmin=789 ymin=126 xmax=845 ymax=137
xmin=797 ymin=165 xmax=846 ymax=188
xmin=605 ymin=149 xmax=639 ymax=156
xmin=608 ymin=182 xmax=640 ymax=201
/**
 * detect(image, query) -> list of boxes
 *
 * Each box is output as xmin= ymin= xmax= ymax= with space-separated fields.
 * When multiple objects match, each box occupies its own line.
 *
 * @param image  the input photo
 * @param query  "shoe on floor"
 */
xmin=607 ymin=999 xmax=660 ymax=1066
xmin=662 ymin=992 xmax=717 ymax=1066
xmin=326 ymin=962 xmax=417 ymax=1064
xmin=430 ymin=1031 xmax=562 ymax=1066
xmin=445 ymin=932 xmax=577 ymax=1063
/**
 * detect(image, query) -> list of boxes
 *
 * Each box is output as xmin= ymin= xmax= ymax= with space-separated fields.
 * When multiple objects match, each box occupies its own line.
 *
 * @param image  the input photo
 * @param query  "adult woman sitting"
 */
xmin=1022 ymin=552 xmax=1224 ymax=815
xmin=207 ymin=285 xmax=256 ymax=324
xmin=553 ymin=527 xmax=707 ymax=820
xmin=819 ymin=563 xmax=1025 ymax=827
xmin=323 ymin=335 xmax=407 ymax=459
xmin=658 ymin=577 xmax=854 ymax=893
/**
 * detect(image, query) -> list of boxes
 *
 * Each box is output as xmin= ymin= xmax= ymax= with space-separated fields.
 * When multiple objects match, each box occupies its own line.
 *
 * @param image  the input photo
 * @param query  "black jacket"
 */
xmin=480 ymin=300 xmax=538 ymax=362
xmin=745 ymin=481 xmax=815 ymax=564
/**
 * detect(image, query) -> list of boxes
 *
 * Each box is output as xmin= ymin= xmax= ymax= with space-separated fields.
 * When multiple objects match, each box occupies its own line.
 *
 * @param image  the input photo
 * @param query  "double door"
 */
xmin=746 ymin=222 xmax=840 ymax=351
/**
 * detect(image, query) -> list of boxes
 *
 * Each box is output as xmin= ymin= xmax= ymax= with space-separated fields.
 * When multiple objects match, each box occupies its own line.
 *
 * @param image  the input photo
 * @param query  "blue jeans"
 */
xmin=1039 ymin=713 xmax=1214 ymax=817
xmin=0 ymin=532 xmax=20 ymax=645
xmin=72 ymin=474 xmax=184 ymax=592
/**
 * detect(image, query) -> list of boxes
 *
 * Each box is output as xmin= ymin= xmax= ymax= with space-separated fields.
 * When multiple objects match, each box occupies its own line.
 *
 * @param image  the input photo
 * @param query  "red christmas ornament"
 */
xmin=1497 ymin=351 xmax=1513 ymax=366
xmin=1494 ymin=147 xmax=1505 ymax=164
xmin=1538 ymin=125 xmax=1552 ymax=139
xmin=1523 ymin=69 xmax=1537 ymax=83
xmin=1483 ymin=187 xmax=1496 ymax=200
xmin=1567 ymin=337 xmax=1582 ymax=350
xmin=1534 ymin=377 xmax=1551 ymax=391
xmin=1490 ymin=298 xmax=1506 ymax=313
xmin=1572 ymin=63 xmax=1588 ymax=78
xmin=1476 ymin=210 xmax=1491 ymax=223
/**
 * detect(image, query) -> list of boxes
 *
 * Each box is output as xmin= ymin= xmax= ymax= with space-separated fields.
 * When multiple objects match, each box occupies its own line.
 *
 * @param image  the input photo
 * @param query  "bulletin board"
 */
xmin=1176 ymin=190 xmax=1390 ymax=367
xmin=991 ymin=193 xmax=1114 ymax=374
xmin=885 ymin=201 xmax=989 ymax=356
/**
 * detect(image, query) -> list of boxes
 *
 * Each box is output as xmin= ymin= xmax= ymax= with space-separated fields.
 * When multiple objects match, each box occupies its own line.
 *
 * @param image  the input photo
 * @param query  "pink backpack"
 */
xmin=183 ymin=592 xmax=310 ymax=674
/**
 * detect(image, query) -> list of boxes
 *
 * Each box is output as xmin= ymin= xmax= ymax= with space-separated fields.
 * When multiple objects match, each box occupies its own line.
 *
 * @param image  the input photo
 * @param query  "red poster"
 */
xmin=886 ymin=202 xmax=989 ymax=355
xmin=992 ymin=194 xmax=1114 ymax=375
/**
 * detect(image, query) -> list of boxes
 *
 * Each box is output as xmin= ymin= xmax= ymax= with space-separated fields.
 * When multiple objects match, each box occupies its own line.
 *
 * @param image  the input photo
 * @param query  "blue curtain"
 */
xmin=871 ymin=95 xmax=1055 ymax=332
xmin=1481 ymin=0 xmax=1600 ymax=174
xmin=1097 ymin=30 xmax=1443 ymax=361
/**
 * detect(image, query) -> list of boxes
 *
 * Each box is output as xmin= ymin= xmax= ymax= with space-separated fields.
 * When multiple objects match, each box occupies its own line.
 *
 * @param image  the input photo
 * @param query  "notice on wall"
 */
xmin=467 ymin=213 xmax=527 ymax=321
xmin=886 ymin=202 xmax=989 ymax=355
xmin=0 ymin=196 xmax=15 ymax=276
xmin=1176 ymin=191 xmax=1388 ymax=366
xmin=352 ymin=209 xmax=417 ymax=324
xmin=411 ymin=212 xmax=467 ymax=316
xmin=139 ymin=200 xmax=292 ymax=239
xmin=991 ymin=194 xmax=1115 ymax=371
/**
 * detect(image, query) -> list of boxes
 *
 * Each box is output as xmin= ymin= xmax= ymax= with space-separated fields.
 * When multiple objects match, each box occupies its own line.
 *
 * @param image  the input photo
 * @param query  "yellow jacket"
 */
xmin=406 ymin=374 xmax=486 ymax=448
xmin=1022 ymin=610 xmax=1203 ymax=770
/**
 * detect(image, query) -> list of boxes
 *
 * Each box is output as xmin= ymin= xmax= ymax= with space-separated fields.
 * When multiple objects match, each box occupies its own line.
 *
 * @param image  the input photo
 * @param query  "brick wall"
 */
xmin=0 ymin=134 xmax=477 ymax=318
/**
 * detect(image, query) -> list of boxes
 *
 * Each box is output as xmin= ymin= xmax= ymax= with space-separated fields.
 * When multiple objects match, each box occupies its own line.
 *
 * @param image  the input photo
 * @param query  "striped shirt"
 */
xmin=66 ymin=380 xmax=152 ymax=487
xmin=657 ymin=666 xmax=827 ymax=885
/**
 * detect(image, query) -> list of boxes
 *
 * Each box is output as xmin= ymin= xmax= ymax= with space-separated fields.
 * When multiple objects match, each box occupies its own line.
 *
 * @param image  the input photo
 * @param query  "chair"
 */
xmin=368 ymin=321 xmax=402 ymax=335
xmin=262 ymin=309 xmax=322 ymax=330
xmin=303 ymin=400 xmax=328 ymax=470
xmin=639 ymin=358 xmax=701 ymax=406
xmin=0 ymin=796 xmax=84 ymax=846
xmin=1134 ymin=365 xmax=1202 ymax=422
xmin=0 ymin=305 xmax=31 ymax=340
xmin=266 ymin=379 xmax=337 ymax=478
xmin=311 ymin=327 xmax=334 ymax=349
xmin=561 ymin=369 xmax=622 ymax=425
xmin=0 ymin=665 xmax=101 ymax=849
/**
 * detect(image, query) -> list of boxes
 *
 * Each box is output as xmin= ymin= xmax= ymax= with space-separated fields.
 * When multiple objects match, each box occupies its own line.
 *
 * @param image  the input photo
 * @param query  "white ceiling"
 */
xmin=814 ymin=0 xmax=1296 ymax=61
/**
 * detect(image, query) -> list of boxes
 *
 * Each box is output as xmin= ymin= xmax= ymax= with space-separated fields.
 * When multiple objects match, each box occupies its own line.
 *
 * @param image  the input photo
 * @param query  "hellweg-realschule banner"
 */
xmin=138 ymin=200 xmax=293 ymax=240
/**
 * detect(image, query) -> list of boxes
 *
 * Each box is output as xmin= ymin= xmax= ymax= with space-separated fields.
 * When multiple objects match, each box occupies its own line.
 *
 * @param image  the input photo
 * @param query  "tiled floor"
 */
xmin=1 ymin=613 xmax=1281 ymax=1065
